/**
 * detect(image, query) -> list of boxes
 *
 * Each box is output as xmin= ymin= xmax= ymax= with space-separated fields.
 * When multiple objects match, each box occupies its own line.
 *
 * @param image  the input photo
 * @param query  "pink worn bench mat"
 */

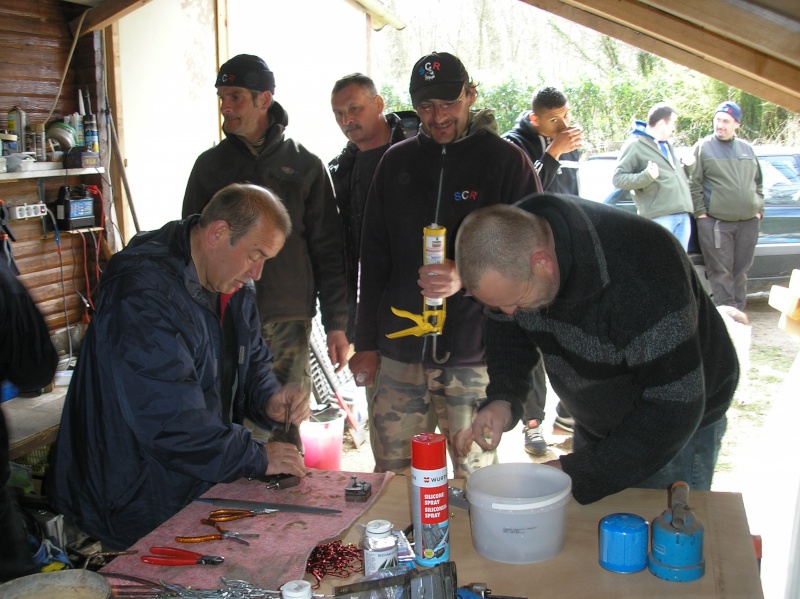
xmin=101 ymin=470 xmax=394 ymax=591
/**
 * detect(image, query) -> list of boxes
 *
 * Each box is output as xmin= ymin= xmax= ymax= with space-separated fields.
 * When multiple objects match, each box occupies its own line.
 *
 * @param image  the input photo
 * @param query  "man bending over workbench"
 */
xmin=47 ymin=183 xmax=308 ymax=550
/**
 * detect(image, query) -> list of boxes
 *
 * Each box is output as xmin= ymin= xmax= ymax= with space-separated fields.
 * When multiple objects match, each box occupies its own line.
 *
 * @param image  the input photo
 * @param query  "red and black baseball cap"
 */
xmin=409 ymin=52 xmax=470 ymax=108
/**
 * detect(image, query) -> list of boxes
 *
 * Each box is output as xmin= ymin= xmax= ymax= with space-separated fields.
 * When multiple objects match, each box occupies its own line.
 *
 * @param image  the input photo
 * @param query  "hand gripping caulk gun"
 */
xmin=386 ymin=224 xmax=451 ymax=364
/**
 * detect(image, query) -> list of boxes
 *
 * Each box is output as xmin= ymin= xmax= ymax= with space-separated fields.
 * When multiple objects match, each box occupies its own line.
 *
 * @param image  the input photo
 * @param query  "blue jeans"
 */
xmin=573 ymin=416 xmax=727 ymax=492
xmin=652 ymin=212 xmax=692 ymax=251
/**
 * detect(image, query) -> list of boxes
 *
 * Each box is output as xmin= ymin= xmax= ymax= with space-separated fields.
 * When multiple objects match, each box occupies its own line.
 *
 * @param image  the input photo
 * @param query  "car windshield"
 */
xmin=578 ymin=156 xmax=618 ymax=202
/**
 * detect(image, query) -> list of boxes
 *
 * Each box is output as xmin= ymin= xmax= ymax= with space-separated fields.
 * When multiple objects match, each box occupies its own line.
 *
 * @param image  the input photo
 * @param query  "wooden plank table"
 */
xmin=102 ymin=473 xmax=762 ymax=598
xmin=3 ymin=388 xmax=66 ymax=460
xmin=329 ymin=476 xmax=764 ymax=598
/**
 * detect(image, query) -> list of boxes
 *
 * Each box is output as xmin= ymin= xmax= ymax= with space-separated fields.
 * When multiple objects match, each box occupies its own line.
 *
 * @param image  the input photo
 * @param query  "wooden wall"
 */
xmin=1 ymin=0 xmax=109 ymax=342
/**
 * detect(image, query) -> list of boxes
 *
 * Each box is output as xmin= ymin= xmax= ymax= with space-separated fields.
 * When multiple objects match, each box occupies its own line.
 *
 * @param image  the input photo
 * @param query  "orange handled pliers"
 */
xmin=175 ymin=519 xmax=259 ymax=546
xmin=207 ymin=508 xmax=274 ymax=521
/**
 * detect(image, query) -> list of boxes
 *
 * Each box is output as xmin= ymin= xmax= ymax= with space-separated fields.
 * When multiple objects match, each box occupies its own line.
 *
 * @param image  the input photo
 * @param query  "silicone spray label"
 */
xmin=411 ymin=432 xmax=449 ymax=566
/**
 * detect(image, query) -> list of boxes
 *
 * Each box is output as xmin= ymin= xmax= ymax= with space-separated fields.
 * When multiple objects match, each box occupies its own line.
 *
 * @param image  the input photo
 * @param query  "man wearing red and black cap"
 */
xmin=349 ymin=52 xmax=542 ymax=477
xmin=183 ymin=55 xmax=349 ymax=445
xmin=690 ymin=101 xmax=763 ymax=310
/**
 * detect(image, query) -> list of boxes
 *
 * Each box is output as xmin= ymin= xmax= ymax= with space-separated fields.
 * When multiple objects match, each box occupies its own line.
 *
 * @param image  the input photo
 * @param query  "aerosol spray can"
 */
xmin=423 ymin=224 xmax=446 ymax=307
xmin=7 ymin=106 xmax=27 ymax=152
xmin=411 ymin=432 xmax=449 ymax=566
xmin=84 ymin=115 xmax=98 ymax=152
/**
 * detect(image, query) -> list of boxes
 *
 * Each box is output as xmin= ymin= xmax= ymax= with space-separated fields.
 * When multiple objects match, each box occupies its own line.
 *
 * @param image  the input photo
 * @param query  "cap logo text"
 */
xmin=420 ymin=61 xmax=441 ymax=81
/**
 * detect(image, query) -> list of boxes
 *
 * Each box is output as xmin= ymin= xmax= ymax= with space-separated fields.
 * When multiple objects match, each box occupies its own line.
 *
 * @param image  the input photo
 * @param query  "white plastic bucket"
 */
xmin=466 ymin=462 xmax=572 ymax=563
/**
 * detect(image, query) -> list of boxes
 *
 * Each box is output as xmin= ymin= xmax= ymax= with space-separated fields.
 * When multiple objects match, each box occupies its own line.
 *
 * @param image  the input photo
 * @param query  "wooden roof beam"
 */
xmin=639 ymin=0 xmax=800 ymax=69
xmin=519 ymin=0 xmax=800 ymax=112
xmin=70 ymin=0 xmax=156 ymax=36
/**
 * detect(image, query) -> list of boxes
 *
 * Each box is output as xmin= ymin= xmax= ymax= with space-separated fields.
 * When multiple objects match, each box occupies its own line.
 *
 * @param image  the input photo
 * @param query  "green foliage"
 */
xmin=379 ymin=83 xmax=411 ymax=114
xmin=379 ymin=58 xmax=798 ymax=150
xmin=475 ymin=79 xmax=537 ymax=134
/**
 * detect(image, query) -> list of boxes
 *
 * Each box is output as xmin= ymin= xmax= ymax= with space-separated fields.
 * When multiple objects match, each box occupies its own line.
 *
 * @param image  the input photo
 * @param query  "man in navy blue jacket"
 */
xmin=48 ymin=184 xmax=308 ymax=550
xmin=1 ymin=260 xmax=58 ymax=580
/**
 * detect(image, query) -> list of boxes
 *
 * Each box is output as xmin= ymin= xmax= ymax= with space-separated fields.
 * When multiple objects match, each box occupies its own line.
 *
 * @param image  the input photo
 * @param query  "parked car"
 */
xmin=578 ymin=147 xmax=800 ymax=293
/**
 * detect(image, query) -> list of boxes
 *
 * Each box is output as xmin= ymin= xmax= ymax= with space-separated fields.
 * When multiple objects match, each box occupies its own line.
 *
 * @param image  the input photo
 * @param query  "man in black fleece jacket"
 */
xmin=349 ymin=52 xmax=541 ymax=477
xmin=454 ymin=196 xmax=738 ymax=504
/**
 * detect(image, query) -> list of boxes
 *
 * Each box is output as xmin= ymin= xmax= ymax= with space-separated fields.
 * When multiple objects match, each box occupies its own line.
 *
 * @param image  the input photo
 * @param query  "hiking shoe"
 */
xmin=522 ymin=419 xmax=548 ymax=456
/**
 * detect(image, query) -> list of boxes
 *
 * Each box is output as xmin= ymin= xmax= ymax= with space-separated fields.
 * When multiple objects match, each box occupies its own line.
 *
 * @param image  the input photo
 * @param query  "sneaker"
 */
xmin=554 ymin=403 xmax=575 ymax=433
xmin=522 ymin=419 xmax=548 ymax=456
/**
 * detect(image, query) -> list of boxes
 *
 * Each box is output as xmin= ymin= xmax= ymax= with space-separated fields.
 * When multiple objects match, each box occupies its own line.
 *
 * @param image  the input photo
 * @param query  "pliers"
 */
xmin=207 ymin=508 xmax=270 ymax=522
xmin=175 ymin=519 xmax=260 ymax=546
xmin=140 ymin=546 xmax=224 ymax=566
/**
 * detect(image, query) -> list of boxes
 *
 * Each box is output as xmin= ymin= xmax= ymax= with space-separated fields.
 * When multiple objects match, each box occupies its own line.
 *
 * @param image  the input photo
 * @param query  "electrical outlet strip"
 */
xmin=11 ymin=203 xmax=48 ymax=220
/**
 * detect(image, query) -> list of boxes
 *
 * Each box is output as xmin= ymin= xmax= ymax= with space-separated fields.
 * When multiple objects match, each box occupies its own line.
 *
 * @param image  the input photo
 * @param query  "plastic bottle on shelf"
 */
xmin=69 ymin=112 xmax=84 ymax=146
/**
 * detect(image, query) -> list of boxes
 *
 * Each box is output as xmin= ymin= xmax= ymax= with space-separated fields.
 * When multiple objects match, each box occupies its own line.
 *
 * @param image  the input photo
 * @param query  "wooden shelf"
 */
xmin=0 ymin=166 xmax=105 ymax=181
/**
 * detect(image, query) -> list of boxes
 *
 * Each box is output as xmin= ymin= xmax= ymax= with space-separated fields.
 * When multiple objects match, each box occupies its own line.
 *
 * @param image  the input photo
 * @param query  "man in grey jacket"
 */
xmin=690 ymin=101 xmax=763 ymax=310
xmin=612 ymin=102 xmax=695 ymax=250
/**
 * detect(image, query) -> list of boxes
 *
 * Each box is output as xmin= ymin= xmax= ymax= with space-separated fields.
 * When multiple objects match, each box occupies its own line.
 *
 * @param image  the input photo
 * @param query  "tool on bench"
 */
xmin=175 ymin=519 xmax=259 ymax=546
xmin=207 ymin=508 xmax=265 ymax=522
xmin=462 ymin=582 xmax=528 ymax=599
xmin=344 ymin=475 xmax=372 ymax=503
xmin=247 ymin=472 xmax=301 ymax=489
xmin=195 ymin=497 xmax=342 ymax=515
xmin=140 ymin=546 xmax=224 ymax=566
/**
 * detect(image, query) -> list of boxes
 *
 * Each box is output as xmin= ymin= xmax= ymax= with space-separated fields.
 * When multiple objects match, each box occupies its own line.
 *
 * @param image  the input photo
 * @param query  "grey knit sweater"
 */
xmin=483 ymin=194 xmax=738 ymax=504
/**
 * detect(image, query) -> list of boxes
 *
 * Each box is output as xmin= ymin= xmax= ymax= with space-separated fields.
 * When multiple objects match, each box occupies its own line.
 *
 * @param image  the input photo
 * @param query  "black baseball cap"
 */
xmin=216 ymin=54 xmax=275 ymax=93
xmin=409 ymin=52 xmax=469 ymax=107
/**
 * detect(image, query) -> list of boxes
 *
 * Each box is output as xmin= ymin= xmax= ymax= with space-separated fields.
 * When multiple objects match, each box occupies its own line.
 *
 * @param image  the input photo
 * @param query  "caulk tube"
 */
xmin=423 ymin=224 xmax=446 ymax=308
xmin=411 ymin=432 xmax=449 ymax=566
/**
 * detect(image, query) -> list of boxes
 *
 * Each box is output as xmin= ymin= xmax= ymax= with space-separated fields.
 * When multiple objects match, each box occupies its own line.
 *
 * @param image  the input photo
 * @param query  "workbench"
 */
xmin=3 ymin=387 xmax=66 ymax=460
xmin=100 ymin=471 xmax=763 ymax=598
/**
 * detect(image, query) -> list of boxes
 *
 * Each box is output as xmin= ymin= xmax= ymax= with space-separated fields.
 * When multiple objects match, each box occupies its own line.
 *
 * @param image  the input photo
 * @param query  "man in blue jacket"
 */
xmin=1 ymin=260 xmax=59 ymax=580
xmin=48 ymin=184 xmax=308 ymax=550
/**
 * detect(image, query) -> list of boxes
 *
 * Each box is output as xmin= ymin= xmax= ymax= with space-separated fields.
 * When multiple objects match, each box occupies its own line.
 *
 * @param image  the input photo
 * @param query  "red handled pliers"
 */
xmin=140 ymin=546 xmax=224 ymax=566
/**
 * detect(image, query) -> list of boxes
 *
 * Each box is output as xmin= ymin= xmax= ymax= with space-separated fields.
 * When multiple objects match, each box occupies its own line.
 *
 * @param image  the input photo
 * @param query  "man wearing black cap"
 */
xmin=183 ymin=55 xmax=349 ymax=444
xmin=690 ymin=101 xmax=763 ymax=310
xmin=348 ymin=52 xmax=541 ymax=477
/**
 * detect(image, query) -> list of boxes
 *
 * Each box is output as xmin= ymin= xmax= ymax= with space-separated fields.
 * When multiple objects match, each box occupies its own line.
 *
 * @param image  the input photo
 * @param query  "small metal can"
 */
xmin=0 ymin=132 xmax=18 ymax=156
xmin=7 ymin=106 xmax=27 ymax=152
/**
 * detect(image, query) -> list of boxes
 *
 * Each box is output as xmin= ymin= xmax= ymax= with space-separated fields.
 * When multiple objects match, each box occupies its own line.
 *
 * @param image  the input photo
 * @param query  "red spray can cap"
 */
xmin=411 ymin=432 xmax=446 ymax=470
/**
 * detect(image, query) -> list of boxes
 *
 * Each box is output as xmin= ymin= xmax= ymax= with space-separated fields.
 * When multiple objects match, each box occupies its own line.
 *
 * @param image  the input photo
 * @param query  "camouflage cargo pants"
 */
xmin=370 ymin=356 xmax=497 ymax=478
xmin=244 ymin=320 xmax=312 ymax=444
